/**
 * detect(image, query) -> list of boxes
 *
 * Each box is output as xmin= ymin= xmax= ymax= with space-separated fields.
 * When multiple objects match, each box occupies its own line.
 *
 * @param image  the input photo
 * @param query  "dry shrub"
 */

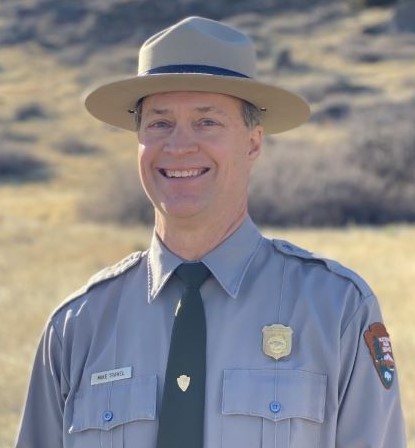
xmin=344 ymin=101 xmax=415 ymax=223
xmin=250 ymin=100 xmax=415 ymax=226
xmin=300 ymin=77 xmax=379 ymax=104
xmin=348 ymin=0 xmax=398 ymax=9
xmin=340 ymin=33 xmax=415 ymax=64
xmin=55 ymin=137 xmax=102 ymax=156
xmin=248 ymin=140 xmax=346 ymax=226
xmin=14 ymin=103 xmax=49 ymax=121
xmin=0 ymin=149 xmax=53 ymax=183
xmin=310 ymin=101 xmax=351 ymax=123
xmin=393 ymin=1 xmax=415 ymax=33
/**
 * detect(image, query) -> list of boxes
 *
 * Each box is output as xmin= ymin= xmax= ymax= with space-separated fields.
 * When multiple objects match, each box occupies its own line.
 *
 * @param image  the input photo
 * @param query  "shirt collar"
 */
xmin=147 ymin=217 xmax=262 ymax=302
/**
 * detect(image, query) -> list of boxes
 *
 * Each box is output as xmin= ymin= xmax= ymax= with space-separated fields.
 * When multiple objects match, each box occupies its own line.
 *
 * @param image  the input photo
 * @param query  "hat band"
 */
xmin=140 ymin=64 xmax=250 ymax=78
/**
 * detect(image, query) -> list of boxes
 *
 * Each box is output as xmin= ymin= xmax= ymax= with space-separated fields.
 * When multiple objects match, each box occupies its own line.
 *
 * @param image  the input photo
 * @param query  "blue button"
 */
xmin=103 ymin=411 xmax=113 ymax=422
xmin=269 ymin=401 xmax=281 ymax=413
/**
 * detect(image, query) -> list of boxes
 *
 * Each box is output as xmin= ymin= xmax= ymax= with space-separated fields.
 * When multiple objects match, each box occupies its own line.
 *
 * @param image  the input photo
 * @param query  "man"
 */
xmin=17 ymin=16 xmax=405 ymax=448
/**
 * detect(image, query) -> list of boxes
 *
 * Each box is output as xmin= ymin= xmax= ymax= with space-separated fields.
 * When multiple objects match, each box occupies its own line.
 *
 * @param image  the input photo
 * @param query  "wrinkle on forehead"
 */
xmin=144 ymin=105 xmax=230 ymax=117
xmin=141 ymin=92 xmax=242 ymax=118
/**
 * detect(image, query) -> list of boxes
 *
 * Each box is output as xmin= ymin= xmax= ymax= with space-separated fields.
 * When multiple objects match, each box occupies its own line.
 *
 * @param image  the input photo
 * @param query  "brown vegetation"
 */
xmin=1 ymin=0 xmax=415 ymax=445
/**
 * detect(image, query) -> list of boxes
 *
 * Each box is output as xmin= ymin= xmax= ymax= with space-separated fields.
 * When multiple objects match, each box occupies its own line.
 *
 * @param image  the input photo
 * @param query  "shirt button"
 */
xmin=269 ymin=401 xmax=281 ymax=413
xmin=103 ymin=411 xmax=113 ymax=422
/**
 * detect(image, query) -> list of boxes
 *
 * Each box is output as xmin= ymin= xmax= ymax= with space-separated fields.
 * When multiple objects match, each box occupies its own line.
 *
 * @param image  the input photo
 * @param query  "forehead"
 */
xmin=141 ymin=91 xmax=244 ymax=115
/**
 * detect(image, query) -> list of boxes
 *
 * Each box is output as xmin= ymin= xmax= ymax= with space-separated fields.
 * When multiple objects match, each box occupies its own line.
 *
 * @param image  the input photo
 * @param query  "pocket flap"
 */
xmin=70 ymin=375 xmax=157 ymax=433
xmin=222 ymin=369 xmax=327 ymax=423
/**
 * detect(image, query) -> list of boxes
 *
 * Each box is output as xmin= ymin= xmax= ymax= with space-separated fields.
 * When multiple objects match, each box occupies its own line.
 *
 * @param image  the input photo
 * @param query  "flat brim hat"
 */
xmin=84 ymin=16 xmax=310 ymax=135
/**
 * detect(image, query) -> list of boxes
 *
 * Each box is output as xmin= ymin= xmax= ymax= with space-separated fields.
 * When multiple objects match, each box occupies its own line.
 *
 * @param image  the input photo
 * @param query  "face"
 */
xmin=137 ymin=91 xmax=263 ymax=228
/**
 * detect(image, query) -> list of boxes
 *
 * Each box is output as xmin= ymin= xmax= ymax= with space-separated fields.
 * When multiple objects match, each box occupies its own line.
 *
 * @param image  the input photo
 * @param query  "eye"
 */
xmin=147 ymin=120 xmax=172 ymax=130
xmin=196 ymin=118 xmax=221 ymax=128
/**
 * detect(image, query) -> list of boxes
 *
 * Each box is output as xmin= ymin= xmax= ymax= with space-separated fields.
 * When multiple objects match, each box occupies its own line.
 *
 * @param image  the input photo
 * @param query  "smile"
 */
xmin=160 ymin=168 xmax=209 ymax=178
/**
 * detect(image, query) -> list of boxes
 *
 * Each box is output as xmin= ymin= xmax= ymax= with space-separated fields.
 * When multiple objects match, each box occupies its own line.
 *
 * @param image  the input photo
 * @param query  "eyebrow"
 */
xmin=195 ymin=106 xmax=225 ymax=114
xmin=146 ymin=108 xmax=169 ymax=116
xmin=145 ymin=106 xmax=227 ymax=116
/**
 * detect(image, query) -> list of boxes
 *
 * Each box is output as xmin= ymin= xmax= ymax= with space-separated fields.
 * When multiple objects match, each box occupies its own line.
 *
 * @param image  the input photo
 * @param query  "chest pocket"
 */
xmin=69 ymin=375 xmax=157 ymax=448
xmin=222 ymin=369 xmax=327 ymax=448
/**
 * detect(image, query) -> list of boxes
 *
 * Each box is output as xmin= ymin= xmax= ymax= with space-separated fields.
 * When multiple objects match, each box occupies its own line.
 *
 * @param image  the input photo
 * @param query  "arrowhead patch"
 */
xmin=364 ymin=322 xmax=395 ymax=389
xmin=177 ymin=374 xmax=190 ymax=392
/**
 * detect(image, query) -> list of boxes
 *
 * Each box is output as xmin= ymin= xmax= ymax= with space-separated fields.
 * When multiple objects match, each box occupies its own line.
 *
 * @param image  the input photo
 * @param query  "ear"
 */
xmin=248 ymin=125 xmax=263 ymax=160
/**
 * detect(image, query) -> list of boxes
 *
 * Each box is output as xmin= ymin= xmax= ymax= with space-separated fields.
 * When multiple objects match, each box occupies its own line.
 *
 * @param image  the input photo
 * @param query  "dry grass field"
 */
xmin=1 ymin=2 xmax=415 ymax=446
xmin=1 ymin=220 xmax=414 ymax=446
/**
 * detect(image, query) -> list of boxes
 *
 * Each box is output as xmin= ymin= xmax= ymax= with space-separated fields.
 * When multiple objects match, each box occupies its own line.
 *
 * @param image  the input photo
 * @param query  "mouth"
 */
xmin=159 ymin=168 xmax=209 ymax=179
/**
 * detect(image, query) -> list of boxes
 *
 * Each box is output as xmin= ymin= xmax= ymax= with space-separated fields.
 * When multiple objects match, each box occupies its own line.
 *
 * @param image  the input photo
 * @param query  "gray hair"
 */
xmin=241 ymin=100 xmax=262 ymax=129
xmin=131 ymin=97 xmax=262 ymax=131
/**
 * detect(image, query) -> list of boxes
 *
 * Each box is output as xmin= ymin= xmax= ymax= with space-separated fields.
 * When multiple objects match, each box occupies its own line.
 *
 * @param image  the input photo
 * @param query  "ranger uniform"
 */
xmin=17 ymin=218 xmax=406 ymax=447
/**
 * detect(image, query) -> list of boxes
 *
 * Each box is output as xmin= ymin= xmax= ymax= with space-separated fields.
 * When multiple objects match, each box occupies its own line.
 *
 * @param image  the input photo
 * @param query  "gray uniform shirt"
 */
xmin=17 ymin=217 xmax=406 ymax=447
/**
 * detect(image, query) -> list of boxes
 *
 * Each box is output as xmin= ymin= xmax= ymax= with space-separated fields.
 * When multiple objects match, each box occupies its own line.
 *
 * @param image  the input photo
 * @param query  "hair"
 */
xmin=241 ymin=100 xmax=262 ymax=129
xmin=131 ymin=96 xmax=263 ymax=131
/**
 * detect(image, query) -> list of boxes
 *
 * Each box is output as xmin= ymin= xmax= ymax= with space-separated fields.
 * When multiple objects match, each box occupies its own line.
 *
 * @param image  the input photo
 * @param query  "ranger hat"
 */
xmin=84 ymin=16 xmax=310 ymax=134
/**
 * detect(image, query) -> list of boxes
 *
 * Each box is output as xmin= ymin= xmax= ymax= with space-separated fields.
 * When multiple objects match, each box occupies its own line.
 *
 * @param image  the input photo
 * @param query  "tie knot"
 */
xmin=175 ymin=262 xmax=210 ymax=290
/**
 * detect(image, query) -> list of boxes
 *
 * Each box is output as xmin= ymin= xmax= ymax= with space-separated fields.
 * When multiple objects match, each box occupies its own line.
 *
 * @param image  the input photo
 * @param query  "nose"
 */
xmin=163 ymin=124 xmax=198 ymax=155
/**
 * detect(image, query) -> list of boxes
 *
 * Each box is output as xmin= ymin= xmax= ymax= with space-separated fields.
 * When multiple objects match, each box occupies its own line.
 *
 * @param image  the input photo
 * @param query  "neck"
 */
xmin=155 ymin=208 xmax=248 ymax=261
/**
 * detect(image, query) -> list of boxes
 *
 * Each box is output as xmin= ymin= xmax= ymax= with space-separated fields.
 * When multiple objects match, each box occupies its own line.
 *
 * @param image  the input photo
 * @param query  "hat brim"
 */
xmin=84 ymin=73 xmax=310 ymax=135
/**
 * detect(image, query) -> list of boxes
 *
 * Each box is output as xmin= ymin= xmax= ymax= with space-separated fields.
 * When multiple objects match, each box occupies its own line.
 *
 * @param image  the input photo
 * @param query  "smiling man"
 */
xmin=17 ymin=16 xmax=406 ymax=448
xmin=138 ymin=92 xmax=263 ymax=260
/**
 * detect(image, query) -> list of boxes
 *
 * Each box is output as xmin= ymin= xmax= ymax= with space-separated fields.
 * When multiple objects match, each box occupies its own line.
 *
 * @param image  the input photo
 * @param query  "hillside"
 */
xmin=1 ymin=1 xmax=415 ymax=227
xmin=1 ymin=1 xmax=415 ymax=446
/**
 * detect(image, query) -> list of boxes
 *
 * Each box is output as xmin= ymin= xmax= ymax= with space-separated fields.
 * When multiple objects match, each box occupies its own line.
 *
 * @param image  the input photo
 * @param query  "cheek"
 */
xmin=137 ymin=145 xmax=153 ymax=188
xmin=221 ymin=149 xmax=252 ymax=195
xmin=231 ymin=142 xmax=255 ymax=175
xmin=137 ymin=147 xmax=145 ymax=178
xmin=138 ymin=142 xmax=153 ymax=167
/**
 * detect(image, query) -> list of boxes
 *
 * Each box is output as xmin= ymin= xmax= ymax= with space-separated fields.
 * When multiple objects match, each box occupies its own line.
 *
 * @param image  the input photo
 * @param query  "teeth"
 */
xmin=164 ymin=169 xmax=204 ymax=178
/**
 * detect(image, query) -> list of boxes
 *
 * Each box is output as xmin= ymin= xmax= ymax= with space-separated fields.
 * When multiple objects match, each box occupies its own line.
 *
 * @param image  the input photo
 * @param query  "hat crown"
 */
xmin=84 ymin=16 xmax=310 ymax=135
xmin=138 ymin=16 xmax=257 ymax=78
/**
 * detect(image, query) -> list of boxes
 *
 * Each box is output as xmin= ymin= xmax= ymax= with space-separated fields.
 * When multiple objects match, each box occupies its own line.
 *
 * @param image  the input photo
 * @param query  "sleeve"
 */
xmin=16 ymin=319 xmax=68 ymax=448
xmin=336 ymin=294 xmax=406 ymax=447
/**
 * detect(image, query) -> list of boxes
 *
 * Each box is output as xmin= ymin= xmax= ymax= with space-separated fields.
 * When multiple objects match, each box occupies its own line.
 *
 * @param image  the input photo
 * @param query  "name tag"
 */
xmin=91 ymin=367 xmax=132 ymax=385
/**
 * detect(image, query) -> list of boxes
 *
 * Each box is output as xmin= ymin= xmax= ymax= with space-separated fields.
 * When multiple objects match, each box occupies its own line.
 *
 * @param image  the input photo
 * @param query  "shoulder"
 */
xmin=52 ymin=250 xmax=145 ymax=318
xmin=272 ymin=238 xmax=374 ymax=299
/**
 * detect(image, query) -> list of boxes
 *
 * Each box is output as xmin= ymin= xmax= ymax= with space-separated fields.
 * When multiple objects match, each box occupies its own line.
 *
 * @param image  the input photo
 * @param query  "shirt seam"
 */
xmin=340 ymin=292 xmax=375 ymax=340
xmin=49 ymin=318 xmax=71 ymax=398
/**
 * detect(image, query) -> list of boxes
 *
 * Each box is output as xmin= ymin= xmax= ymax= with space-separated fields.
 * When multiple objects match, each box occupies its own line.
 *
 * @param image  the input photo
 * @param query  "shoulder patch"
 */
xmin=273 ymin=239 xmax=373 ymax=298
xmin=364 ymin=322 xmax=395 ymax=389
xmin=64 ymin=250 xmax=144 ymax=304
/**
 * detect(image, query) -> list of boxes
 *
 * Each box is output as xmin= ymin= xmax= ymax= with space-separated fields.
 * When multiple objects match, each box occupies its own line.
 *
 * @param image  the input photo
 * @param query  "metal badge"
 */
xmin=262 ymin=324 xmax=293 ymax=360
xmin=177 ymin=374 xmax=190 ymax=392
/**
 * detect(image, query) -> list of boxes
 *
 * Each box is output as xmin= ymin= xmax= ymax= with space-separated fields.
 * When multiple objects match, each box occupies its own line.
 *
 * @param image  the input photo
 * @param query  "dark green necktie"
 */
xmin=156 ymin=262 xmax=210 ymax=448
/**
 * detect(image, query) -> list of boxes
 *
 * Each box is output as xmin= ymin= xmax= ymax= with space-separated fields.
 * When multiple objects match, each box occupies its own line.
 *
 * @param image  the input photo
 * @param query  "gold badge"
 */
xmin=177 ymin=375 xmax=190 ymax=392
xmin=262 ymin=324 xmax=293 ymax=360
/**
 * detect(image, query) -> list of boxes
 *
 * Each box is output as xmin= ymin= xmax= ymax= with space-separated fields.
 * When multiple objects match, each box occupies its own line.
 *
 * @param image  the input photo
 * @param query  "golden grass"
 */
xmin=2 ymin=4 xmax=415 ymax=446
xmin=1 ymin=218 xmax=414 ymax=446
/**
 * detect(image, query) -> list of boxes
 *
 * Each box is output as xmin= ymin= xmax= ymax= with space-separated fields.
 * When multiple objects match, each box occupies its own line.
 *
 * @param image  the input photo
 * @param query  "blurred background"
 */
xmin=1 ymin=0 xmax=414 ymax=445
